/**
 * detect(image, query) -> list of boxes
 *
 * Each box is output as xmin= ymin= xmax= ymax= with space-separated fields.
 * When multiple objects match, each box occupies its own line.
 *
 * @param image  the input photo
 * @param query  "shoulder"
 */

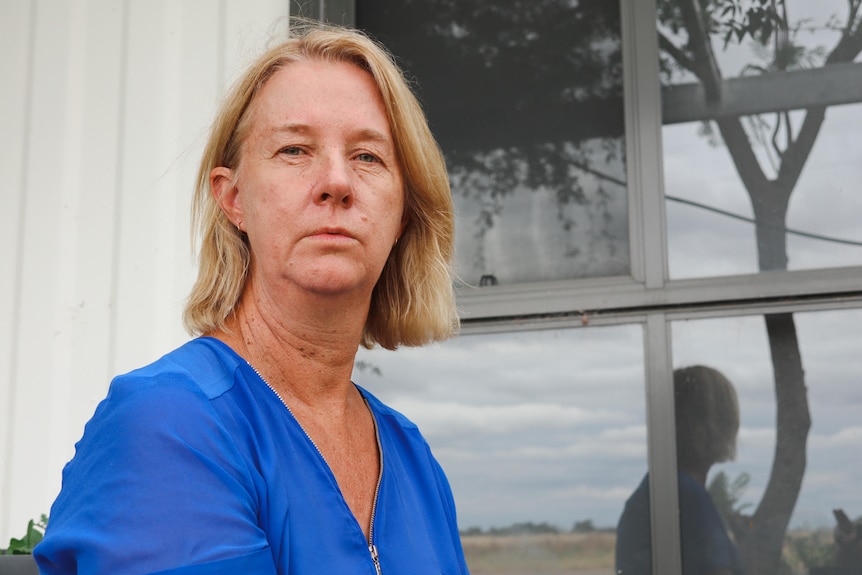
xmin=358 ymin=386 xmax=451 ymax=483
xmin=110 ymin=337 xmax=241 ymax=401
xmin=60 ymin=338 xmax=259 ymax=500
xmin=358 ymin=386 xmax=421 ymax=431
xmin=616 ymin=474 xmax=651 ymax=540
xmin=677 ymin=471 xmax=718 ymax=511
xmin=36 ymin=339 xmax=267 ymax=574
xmin=68 ymin=338 xmax=253 ymax=471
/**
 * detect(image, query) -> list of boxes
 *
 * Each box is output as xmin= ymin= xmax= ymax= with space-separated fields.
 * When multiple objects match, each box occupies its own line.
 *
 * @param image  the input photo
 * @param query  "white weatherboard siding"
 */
xmin=0 ymin=0 xmax=288 ymax=542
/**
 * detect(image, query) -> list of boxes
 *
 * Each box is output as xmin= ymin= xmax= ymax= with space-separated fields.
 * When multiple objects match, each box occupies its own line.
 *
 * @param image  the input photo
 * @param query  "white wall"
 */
xmin=0 ymin=0 xmax=288 ymax=542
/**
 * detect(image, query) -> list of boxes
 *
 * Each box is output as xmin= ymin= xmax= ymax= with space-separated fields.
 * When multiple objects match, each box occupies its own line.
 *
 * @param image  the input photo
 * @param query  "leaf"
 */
xmin=5 ymin=517 xmax=47 ymax=555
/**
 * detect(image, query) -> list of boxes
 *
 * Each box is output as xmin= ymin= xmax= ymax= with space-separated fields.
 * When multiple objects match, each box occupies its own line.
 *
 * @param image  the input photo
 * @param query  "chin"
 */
xmin=298 ymin=271 xmax=376 ymax=297
xmin=283 ymin=255 xmax=384 ymax=296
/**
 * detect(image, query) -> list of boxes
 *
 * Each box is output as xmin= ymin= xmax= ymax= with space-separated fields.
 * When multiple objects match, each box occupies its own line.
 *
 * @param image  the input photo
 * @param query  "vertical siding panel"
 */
xmin=174 ymin=2 xmax=224 ymax=322
xmin=111 ymin=0 xmax=179 ymax=375
xmin=60 ymin=0 xmax=124 ymax=497
xmin=2 ymin=0 xmax=126 ymax=539
xmin=5 ymin=0 xmax=74 ymax=536
xmin=0 ymin=0 xmax=35 ymax=539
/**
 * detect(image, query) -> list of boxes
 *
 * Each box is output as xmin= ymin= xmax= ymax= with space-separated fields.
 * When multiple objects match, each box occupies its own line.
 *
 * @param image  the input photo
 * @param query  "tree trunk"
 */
xmin=714 ymin=119 xmax=810 ymax=575
xmin=671 ymin=3 xmax=817 ymax=573
xmin=737 ymin=312 xmax=811 ymax=575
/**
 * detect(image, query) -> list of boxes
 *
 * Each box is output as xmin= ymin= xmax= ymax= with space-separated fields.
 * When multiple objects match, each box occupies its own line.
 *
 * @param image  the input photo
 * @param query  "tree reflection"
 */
xmin=660 ymin=1 xmax=861 ymax=573
xmin=358 ymin=0 xmax=628 ymax=283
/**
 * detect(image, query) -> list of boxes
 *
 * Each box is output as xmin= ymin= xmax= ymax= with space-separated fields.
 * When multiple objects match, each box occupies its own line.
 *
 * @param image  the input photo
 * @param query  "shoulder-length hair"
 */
xmin=674 ymin=365 xmax=740 ymax=469
xmin=183 ymin=22 xmax=458 ymax=349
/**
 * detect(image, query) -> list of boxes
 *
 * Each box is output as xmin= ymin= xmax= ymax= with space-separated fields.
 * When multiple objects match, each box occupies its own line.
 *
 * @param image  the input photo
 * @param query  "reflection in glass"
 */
xmin=674 ymin=367 xmax=744 ymax=574
xmin=659 ymin=0 xmax=862 ymax=279
xmin=671 ymin=309 xmax=862 ymax=575
xmin=616 ymin=366 xmax=744 ymax=575
xmin=358 ymin=0 xmax=629 ymax=286
xmin=353 ymin=325 xmax=645 ymax=574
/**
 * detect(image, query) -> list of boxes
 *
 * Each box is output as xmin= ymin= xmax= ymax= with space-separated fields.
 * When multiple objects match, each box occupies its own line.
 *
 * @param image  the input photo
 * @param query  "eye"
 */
xmin=356 ymin=152 xmax=380 ymax=163
xmin=279 ymin=146 xmax=304 ymax=156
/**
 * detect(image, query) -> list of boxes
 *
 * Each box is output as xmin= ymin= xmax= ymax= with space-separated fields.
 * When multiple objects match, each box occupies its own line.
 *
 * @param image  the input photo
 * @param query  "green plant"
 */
xmin=3 ymin=515 xmax=48 ymax=555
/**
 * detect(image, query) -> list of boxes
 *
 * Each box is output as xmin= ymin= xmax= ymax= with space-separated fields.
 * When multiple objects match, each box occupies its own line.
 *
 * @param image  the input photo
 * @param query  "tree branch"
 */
xmin=676 ymin=0 xmax=723 ymax=98
xmin=777 ymin=8 xmax=862 ymax=189
xmin=770 ymin=113 xmax=782 ymax=161
xmin=657 ymin=31 xmax=696 ymax=75
xmin=674 ymin=0 xmax=771 ymax=193
xmin=845 ymin=0 xmax=862 ymax=36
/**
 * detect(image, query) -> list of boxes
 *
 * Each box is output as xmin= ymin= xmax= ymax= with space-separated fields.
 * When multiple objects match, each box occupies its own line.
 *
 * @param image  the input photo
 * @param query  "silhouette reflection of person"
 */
xmin=615 ymin=365 xmax=744 ymax=575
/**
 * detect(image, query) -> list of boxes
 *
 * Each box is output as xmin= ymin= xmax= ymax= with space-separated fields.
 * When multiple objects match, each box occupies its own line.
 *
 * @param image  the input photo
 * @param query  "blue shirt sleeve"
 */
xmin=34 ymin=372 xmax=276 ymax=575
xmin=429 ymin=452 xmax=470 ymax=575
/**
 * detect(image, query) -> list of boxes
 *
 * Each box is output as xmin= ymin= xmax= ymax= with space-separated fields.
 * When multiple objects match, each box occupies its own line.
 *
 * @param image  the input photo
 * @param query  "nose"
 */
xmin=314 ymin=155 xmax=354 ymax=208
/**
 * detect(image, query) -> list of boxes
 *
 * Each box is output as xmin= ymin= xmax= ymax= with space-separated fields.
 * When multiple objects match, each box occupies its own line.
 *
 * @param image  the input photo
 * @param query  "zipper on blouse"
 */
xmin=369 ymin=543 xmax=382 ymax=575
xmin=248 ymin=362 xmax=385 ymax=574
xmin=367 ymin=408 xmax=384 ymax=574
xmin=249 ymin=362 xmax=327 ymax=462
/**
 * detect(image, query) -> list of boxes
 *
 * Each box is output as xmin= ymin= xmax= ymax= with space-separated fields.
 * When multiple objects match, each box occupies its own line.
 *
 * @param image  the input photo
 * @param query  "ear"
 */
xmin=211 ymin=167 xmax=243 ymax=230
xmin=397 ymin=218 xmax=408 ymax=242
xmin=397 ymin=205 xmax=409 ymax=243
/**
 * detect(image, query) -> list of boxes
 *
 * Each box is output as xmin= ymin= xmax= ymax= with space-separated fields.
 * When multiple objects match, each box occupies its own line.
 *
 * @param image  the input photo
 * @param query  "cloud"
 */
xmin=389 ymin=399 xmax=627 ymax=433
xmin=810 ymin=426 xmax=862 ymax=449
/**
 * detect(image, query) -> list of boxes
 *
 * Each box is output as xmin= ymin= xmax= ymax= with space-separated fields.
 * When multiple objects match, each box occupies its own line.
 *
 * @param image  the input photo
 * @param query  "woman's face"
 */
xmin=213 ymin=59 xmax=405 ymax=301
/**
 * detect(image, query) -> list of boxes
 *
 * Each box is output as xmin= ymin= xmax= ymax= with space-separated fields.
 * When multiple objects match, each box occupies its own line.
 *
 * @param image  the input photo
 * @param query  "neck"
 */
xmin=212 ymin=277 xmax=371 ymax=409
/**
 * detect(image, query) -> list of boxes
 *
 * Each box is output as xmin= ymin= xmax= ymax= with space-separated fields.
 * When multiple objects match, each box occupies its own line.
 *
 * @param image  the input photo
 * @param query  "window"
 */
xmin=358 ymin=0 xmax=629 ymax=286
xmin=295 ymin=0 xmax=862 ymax=572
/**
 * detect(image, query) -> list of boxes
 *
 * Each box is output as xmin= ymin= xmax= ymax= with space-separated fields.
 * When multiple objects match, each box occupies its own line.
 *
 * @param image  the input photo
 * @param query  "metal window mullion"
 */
xmin=644 ymin=312 xmax=682 ymax=575
xmin=621 ymin=0 xmax=667 ymax=289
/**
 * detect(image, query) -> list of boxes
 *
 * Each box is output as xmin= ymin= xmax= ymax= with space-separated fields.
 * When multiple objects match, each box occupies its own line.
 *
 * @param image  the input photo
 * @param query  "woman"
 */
xmin=615 ymin=365 xmax=744 ymax=575
xmin=35 ymin=23 xmax=468 ymax=574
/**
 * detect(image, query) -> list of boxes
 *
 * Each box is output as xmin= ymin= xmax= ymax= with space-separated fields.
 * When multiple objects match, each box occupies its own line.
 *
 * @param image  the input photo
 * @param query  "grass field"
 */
xmin=462 ymin=531 xmax=616 ymax=575
xmin=461 ymin=528 xmax=841 ymax=575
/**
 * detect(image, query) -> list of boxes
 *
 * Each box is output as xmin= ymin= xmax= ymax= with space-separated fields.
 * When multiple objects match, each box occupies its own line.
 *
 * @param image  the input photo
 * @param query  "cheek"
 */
xmin=243 ymin=180 xmax=292 ymax=225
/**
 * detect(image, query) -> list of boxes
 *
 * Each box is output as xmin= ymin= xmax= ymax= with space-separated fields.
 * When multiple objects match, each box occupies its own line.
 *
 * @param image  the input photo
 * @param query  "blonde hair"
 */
xmin=183 ymin=22 xmax=458 ymax=349
xmin=674 ymin=365 xmax=740 ymax=469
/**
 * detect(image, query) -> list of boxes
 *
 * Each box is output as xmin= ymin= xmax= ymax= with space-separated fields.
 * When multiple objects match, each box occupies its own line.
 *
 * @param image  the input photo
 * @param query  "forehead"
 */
xmin=246 ymin=59 xmax=392 ymax=136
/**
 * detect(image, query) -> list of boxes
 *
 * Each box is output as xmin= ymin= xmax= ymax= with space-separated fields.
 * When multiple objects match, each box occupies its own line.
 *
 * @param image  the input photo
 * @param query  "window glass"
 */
xmin=354 ymin=325 xmax=646 ymax=574
xmin=658 ymin=0 xmax=862 ymax=279
xmin=663 ymin=309 xmax=862 ymax=574
xmin=358 ymin=0 xmax=629 ymax=287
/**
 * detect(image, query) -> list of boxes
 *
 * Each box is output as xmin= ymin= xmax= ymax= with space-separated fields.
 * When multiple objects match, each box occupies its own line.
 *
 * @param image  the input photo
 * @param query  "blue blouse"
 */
xmin=615 ymin=472 xmax=744 ymax=575
xmin=35 ymin=337 xmax=469 ymax=575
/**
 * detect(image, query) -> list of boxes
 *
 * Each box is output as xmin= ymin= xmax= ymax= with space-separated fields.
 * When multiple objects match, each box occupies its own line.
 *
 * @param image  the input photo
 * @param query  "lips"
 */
xmin=308 ymin=227 xmax=357 ymax=241
xmin=311 ymin=227 xmax=353 ymax=238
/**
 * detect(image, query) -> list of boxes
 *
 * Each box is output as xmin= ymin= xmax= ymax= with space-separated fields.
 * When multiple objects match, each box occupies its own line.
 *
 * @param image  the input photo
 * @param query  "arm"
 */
xmin=34 ymin=373 xmax=276 ymax=575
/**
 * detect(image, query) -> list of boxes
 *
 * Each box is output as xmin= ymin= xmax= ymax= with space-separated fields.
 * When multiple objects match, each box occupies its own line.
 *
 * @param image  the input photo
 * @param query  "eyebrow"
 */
xmin=266 ymin=123 xmax=393 ymax=146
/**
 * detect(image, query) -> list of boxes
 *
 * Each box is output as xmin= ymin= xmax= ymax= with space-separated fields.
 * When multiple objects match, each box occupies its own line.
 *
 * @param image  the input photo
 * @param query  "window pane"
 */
xmin=354 ymin=325 xmax=646 ymax=574
xmin=358 ymin=1 xmax=629 ymax=287
xmin=667 ymin=309 xmax=862 ymax=574
xmin=658 ymin=0 xmax=862 ymax=279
